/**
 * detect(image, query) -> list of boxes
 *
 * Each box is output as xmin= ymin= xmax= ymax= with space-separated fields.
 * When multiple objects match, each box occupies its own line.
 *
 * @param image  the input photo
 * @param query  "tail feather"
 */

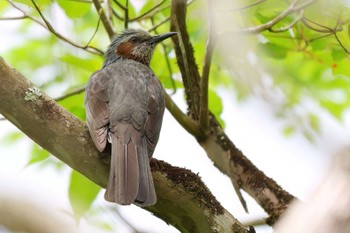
xmin=105 ymin=132 xmax=139 ymax=205
xmin=135 ymin=138 xmax=156 ymax=206
xmin=104 ymin=123 xmax=156 ymax=206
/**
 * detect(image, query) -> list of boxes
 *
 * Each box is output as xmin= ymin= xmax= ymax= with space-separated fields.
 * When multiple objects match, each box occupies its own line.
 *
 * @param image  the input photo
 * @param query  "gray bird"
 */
xmin=84 ymin=29 xmax=176 ymax=206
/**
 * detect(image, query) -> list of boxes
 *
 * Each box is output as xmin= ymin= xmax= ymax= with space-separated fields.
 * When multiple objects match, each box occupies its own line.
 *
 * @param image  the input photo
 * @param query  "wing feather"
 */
xmin=84 ymin=70 xmax=110 ymax=152
xmin=144 ymin=76 xmax=165 ymax=157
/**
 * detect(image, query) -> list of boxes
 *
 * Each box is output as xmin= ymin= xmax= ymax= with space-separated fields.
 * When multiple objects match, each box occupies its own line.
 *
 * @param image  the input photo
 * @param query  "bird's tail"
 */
xmin=104 ymin=123 xmax=156 ymax=206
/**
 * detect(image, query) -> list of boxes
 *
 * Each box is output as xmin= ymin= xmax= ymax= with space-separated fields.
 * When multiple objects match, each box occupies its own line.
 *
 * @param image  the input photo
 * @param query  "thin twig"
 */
xmin=302 ymin=17 xmax=334 ymax=33
xmin=86 ymin=18 xmax=101 ymax=47
xmin=105 ymin=0 xmax=114 ymax=27
xmin=308 ymin=33 xmax=334 ymax=43
xmin=151 ymin=17 xmax=177 ymax=94
xmin=92 ymin=0 xmax=116 ymax=39
xmin=54 ymin=86 xmax=86 ymax=102
xmin=124 ymin=0 xmax=128 ymax=29
xmin=0 ymin=16 xmax=28 ymax=20
xmin=112 ymin=8 xmax=124 ymax=20
xmin=67 ymin=0 xmax=95 ymax=3
xmin=128 ymin=0 xmax=167 ymax=22
xmin=269 ymin=9 xmax=304 ymax=32
xmin=222 ymin=0 xmax=317 ymax=35
xmin=199 ymin=0 xmax=215 ymax=131
xmin=334 ymin=30 xmax=350 ymax=54
xmin=242 ymin=218 xmax=267 ymax=227
xmin=113 ymin=0 xmax=126 ymax=10
xmin=7 ymin=0 xmax=103 ymax=56
xmin=221 ymin=0 xmax=268 ymax=12
xmin=148 ymin=17 xmax=170 ymax=33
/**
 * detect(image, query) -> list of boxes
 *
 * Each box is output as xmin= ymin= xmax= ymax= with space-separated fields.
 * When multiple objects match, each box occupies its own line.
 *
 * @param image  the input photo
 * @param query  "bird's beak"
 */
xmin=149 ymin=32 xmax=177 ymax=44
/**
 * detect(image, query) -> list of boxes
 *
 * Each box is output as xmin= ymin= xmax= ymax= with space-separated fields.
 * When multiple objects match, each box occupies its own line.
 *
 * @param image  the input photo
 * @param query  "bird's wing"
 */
xmin=84 ymin=70 xmax=110 ymax=152
xmin=144 ymin=75 xmax=165 ymax=157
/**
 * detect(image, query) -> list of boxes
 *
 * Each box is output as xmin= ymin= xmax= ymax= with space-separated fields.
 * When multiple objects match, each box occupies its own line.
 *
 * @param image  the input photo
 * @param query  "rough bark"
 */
xmin=0 ymin=57 xmax=248 ymax=233
xmin=169 ymin=0 xmax=295 ymax=224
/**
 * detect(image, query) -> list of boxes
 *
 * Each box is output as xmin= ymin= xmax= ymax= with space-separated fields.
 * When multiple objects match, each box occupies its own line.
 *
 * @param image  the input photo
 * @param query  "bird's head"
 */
xmin=104 ymin=29 xmax=177 ymax=67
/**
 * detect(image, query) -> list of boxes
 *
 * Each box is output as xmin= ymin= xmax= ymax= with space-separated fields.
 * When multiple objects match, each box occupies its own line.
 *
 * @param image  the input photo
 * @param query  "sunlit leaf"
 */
xmin=208 ymin=88 xmax=225 ymax=127
xmin=27 ymin=144 xmax=50 ymax=165
xmin=258 ymin=42 xmax=288 ymax=59
xmin=58 ymin=92 xmax=86 ymax=120
xmin=57 ymin=0 xmax=91 ymax=18
xmin=283 ymin=126 xmax=295 ymax=136
xmin=308 ymin=113 xmax=320 ymax=133
xmin=69 ymin=170 xmax=101 ymax=220
xmin=13 ymin=0 xmax=50 ymax=8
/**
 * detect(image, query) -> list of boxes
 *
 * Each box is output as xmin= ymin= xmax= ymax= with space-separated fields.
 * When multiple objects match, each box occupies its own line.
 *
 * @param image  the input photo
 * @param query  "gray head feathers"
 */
xmin=103 ymin=29 xmax=177 ymax=68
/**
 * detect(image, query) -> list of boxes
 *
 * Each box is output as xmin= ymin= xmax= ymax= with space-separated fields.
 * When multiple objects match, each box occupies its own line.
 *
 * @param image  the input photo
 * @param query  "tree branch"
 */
xmin=170 ymin=0 xmax=202 ymax=123
xmin=7 ymin=0 xmax=103 ymax=56
xmin=203 ymin=115 xmax=295 ymax=224
xmin=148 ymin=17 xmax=170 ymax=32
xmin=0 ymin=57 xmax=249 ymax=233
xmin=124 ymin=0 xmax=129 ymax=29
xmin=128 ymin=0 xmax=168 ymax=22
xmin=0 ymin=15 xmax=28 ymax=20
xmin=221 ymin=0 xmax=317 ymax=35
xmin=54 ymin=86 xmax=86 ymax=102
xmin=92 ymin=0 xmax=116 ymax=39
xmin=269 ymin=10 xmax=304 ymax=33
xmin=199 ymin=0 xmax=215 ymax=131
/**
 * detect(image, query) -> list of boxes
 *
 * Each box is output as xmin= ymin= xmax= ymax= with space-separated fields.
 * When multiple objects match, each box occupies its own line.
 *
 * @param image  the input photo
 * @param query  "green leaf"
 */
xmin=308 ymin=113 xmax=320 ymax=133
xmin=320 ymin=100 xmax=344 ymax=120
xmin=332 ymin=59 xmax=350 ymax=77
xmin=332 ymin=47 xmax=347 ymax=61
xmin=56 ymin=0 xmax=91 ymax=18
xmin=13 ymin=0 xmax=51 ymax=8
xmin=0 ymin=131 xmax=23 ymax=144
xmin=60 ymin=54 xmax=102 ymax=73
xmin=27 ymin=144 xmax=50 ymax=165
xmin=257 ymin=42 xmax=288 ymax=59
xmin=283 ymin=126 xmax=295 ymax=136
xmin=58 ymin=92 xmax=86 ymax=120
xmin=69 ymin=170 xmax=101 ymax=220
xmin=311 ymin=39 xmax=327 ymax=51
xmin=208 ymin=88 xmax=225 ymax=127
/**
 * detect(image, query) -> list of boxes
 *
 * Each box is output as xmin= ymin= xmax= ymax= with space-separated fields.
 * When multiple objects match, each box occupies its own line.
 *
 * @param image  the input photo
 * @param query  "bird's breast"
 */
xmin=106 ymin=60 xmax=154 ymax=127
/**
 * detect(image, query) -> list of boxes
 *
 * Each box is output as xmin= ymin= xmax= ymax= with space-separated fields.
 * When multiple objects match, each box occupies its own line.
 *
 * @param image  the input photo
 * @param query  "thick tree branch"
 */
xmin=0 ymin=57 xmax=247 ymax=232
xmin=202 ymin=115 xmax=295 ymax=224
xmin=170 ymin=0 xmax=295 ymax=222
xmin=170 ymin=0 xmax=202 ymax=122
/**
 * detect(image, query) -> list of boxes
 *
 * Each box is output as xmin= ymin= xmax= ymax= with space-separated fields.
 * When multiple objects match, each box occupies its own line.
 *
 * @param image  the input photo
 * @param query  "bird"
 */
xmin=84 ymin=29 xmax=177 ymax=206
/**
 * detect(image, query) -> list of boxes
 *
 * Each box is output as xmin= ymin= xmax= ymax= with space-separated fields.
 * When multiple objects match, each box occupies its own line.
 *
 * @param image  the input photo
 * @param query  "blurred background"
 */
xmin=1 ymin=0 xmax=350 ymax=232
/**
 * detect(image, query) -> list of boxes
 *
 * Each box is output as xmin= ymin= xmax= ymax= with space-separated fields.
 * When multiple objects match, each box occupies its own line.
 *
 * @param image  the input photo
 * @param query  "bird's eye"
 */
xmin=130 ymin=37 xmax=138 ymax=42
